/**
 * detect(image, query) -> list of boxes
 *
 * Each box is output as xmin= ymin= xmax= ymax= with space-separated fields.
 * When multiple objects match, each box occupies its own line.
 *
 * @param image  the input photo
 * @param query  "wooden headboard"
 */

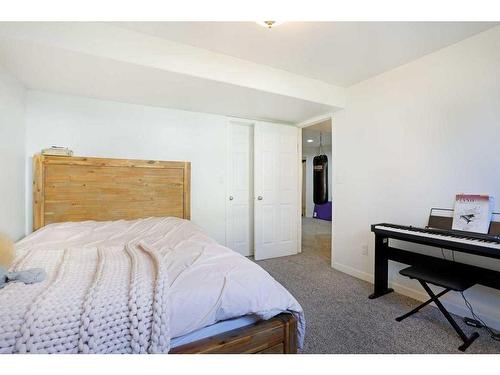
xmin=33 ymin=155 xmax=191 ymax=230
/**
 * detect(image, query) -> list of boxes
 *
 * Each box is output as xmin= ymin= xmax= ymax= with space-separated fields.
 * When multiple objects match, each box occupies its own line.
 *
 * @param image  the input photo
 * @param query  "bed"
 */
xmin=0 ymin=155 xmax=304 ymax=354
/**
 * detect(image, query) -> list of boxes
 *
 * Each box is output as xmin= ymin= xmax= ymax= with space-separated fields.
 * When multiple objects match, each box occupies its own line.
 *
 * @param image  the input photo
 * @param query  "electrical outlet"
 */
xmin=361 ymin=244 xmax=368 ymax=256
xmin=336 ymin=170 xmax=345 ymax=184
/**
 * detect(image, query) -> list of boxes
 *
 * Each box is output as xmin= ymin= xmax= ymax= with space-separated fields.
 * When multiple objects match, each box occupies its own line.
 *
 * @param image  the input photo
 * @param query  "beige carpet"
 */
xmin=255 ymin=217 xmax=500 ymax=354
xmin=301 ymin=217 xmax=331 ymax=265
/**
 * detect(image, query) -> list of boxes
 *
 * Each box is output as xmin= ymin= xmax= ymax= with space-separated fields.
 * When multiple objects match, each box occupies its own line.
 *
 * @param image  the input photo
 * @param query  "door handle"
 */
xmin=257 ymin=196 xmax=263 ymax=201
xmin=229 ymin=196 xmax=234 ymax=201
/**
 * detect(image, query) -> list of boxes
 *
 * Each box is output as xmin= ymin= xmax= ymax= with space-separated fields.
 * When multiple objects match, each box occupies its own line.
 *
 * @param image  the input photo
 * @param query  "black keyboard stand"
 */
xmin=368 ymin=235 xmax=394 ymax=299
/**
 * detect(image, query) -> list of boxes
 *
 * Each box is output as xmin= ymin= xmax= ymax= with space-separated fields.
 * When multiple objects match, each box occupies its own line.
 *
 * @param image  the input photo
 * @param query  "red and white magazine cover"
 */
xmin=452 ymin=194 xmax=495 ymax=234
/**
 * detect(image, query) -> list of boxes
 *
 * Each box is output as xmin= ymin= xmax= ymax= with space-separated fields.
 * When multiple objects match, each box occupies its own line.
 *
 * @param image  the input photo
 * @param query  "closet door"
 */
xmin=254 ymin=122 xmax=299 ymax=260
xmin=226 ymin=121 xmax=254 ymax=256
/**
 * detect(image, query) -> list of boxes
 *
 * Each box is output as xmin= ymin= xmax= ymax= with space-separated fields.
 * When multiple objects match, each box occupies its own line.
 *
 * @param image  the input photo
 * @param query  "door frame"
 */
xmin=301 ymin=159 xmax=307 ymax=217
xmin=297 ymin=113 xmax=335 ymax=266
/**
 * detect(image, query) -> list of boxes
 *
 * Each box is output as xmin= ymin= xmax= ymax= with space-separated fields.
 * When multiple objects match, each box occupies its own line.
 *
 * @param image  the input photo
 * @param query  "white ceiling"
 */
xmin=304 ymin=119 xmax=332 ymax=133
xmin=302 ymin=131 xmax=331 ymax=149
xmin=0 ymin=38 xmax=332 ymax=123
xmin=1 ymin=22 xmax=497 ymax=125
xmin=302 ymin=119 xmax=332 ymax=149
xmin=117 ymin=22 xmax=498 ymax=87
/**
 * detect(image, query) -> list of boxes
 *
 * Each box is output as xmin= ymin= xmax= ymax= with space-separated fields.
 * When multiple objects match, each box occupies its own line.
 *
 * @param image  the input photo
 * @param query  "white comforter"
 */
xmin=0 ymin=217 xmax=304 ymax=354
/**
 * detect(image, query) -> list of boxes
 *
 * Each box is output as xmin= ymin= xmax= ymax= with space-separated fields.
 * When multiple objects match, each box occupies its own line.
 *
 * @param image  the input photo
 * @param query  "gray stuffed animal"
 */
xmin=0 ymin=233 xmax=46 ymax=289
xmin=0 ymin=266 xmax=6 ymax=289
xmin=0 ymin=266 xmax=46 ymax=289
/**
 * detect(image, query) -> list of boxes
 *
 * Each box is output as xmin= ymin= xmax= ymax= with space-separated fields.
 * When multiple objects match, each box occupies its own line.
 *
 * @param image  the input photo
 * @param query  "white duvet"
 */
xmin=0 ymin=217 xmax=304 ymax=354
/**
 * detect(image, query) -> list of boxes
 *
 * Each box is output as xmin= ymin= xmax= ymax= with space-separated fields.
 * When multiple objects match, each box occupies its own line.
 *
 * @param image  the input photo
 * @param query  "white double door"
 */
xmin=226 ymin=120 xmax=299 ymax=260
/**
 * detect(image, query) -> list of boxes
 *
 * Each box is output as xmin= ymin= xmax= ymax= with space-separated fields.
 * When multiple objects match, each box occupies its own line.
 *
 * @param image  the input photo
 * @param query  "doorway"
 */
xmin=301 ymin=118 xmax=332 ymax=265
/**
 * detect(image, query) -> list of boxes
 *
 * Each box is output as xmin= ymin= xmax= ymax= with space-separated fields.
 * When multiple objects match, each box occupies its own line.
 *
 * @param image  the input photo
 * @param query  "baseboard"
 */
xmin=332 ymin=262 xmax=372 ymax=283
xmin=390 ymin=281 xmax=429 ymax=302
xmin=333 ymin=261 xmax=427 ymax=300
xmin=332 ymin=261 xmax=500 ymax=330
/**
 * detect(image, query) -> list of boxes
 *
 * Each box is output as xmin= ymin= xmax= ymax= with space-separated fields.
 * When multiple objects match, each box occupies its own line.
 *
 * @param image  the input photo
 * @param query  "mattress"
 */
xmin=170 ymin=315 xmax=260 ymax=348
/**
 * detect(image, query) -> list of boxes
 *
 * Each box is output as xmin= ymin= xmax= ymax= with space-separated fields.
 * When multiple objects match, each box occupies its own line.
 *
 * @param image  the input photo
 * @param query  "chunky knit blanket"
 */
xmin=0 ymin=241 xmax=169 ymax=354
xmin=0 ymin=217 xmax=305 ymax=354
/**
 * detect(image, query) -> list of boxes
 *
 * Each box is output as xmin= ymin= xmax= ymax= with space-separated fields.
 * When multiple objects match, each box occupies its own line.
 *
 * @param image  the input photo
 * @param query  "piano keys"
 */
xmin=373 ymin=224 xmax=500 ymax=254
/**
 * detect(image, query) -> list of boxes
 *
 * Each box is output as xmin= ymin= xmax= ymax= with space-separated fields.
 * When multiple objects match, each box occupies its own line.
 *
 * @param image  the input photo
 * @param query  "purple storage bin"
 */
xmin=313 ymin=201 xmax=332 ymax=221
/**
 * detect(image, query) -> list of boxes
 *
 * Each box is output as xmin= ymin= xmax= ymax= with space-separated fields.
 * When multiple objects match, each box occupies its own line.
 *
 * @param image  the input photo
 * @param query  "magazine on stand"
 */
xmin=452 ymin=194 xmax=495 ymax=234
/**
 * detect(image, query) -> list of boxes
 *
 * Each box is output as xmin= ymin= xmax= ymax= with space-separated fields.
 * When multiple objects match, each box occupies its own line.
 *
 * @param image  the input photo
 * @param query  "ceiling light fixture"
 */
xmin=306 ymin=139 xmax=314 ymax=143
xmin=256 ymin=21 xmax=284 ymax=29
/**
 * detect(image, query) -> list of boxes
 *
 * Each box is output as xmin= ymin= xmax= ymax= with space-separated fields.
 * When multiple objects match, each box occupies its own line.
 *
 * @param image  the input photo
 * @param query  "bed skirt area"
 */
xmin=170 ymin=314 xmax=298 ymax=354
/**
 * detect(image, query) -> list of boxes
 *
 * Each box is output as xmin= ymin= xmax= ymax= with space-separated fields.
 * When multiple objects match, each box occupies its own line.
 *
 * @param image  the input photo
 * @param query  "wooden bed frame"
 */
xmin=32 ymin=154 xmax=298 ymax=354
xmin=33 ymin=155 xmax=191 ymax=229
xmin=170 ymin=313 xmax=297 ymax=354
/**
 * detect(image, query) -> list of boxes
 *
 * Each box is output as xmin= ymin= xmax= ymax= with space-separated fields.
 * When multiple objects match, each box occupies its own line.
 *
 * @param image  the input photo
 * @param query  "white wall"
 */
xmin=333 ymin=26 xmax=500 ymax=329
xmin=302 ymin=145 xmax=332 ymax=218
xmin=24 ymin=91 xmax=231 ymax=243
xmin=0 ymin=65 xmax=25 ymax=240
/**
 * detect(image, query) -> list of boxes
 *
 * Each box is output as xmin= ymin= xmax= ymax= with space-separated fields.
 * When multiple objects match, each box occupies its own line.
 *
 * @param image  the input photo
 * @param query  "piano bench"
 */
xmin=396 ymin=265 xmax=479 ymax=352
xmin=399 ymin=265 xmax=476 ymax=292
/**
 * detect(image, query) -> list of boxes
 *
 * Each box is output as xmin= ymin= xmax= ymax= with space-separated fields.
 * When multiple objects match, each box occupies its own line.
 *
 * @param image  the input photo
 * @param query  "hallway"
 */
xmin=301 ymin=217 xmax=331 ymax=265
